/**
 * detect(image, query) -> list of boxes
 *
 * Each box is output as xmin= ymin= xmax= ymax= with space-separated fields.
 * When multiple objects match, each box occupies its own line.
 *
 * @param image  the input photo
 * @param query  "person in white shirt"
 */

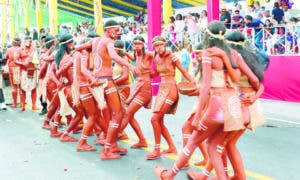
xmin=174 ymin=14 xmax=185 ymax=48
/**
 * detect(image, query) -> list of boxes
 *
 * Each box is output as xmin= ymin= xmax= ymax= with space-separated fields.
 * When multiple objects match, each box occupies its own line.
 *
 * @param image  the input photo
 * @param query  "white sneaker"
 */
xmin=0 ymin=103 xmax=7 ymax=110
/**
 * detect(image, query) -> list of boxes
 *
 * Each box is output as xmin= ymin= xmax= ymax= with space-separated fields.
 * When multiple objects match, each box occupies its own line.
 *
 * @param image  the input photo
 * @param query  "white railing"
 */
xmin=119 ymin=24 xmax=300 ymax=56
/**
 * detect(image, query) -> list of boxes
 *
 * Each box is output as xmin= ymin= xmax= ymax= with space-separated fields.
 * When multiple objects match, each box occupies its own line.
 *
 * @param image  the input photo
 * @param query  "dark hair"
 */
xmin=24 ymin=36 xmax=32 ymax=40
xmin=274 ymin=2 xmax=280 ymax=8
xmin=12 ymin=37 xmax=21 ymax=46
xmin=202 ymin=10 xmax=207 ymax=17
xmin=104 ymin=20 xmax=119 ymax=30
xmin=87 ymin=31 xmax=100 ymax=38
xmin=169 ymin=16 xmax=175 ymax=23
xmin=133 ymin=35 xmax=146 ymax=60
xmin=176 ymin=14 xmax=183 ymax=20
xmin=245 ymin=15 xmax=253 ymax=21
xmin=45 ymin=35 xmax=54 ymax=49
xmin=114 ymin=40 xmax=125 ymax=57
xmin=55 ymin=34 xmax=73 ymax=69
xmin=225 ymin=31 xmax=264 ymax=82
xmin=193 ymin=43 xmax=203 ymax=80
xmin=202 ymin=21 xmax=237 ymax=68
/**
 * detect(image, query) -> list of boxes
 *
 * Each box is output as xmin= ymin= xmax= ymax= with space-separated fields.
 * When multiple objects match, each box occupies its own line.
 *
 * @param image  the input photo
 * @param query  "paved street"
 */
xmin=0 ymin=90 xmax=300 ymax=180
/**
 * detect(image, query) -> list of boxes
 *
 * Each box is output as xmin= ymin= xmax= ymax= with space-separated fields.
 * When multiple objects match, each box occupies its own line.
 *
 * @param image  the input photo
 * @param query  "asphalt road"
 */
xmin=0 ymin=94 xmax=299 ymax=180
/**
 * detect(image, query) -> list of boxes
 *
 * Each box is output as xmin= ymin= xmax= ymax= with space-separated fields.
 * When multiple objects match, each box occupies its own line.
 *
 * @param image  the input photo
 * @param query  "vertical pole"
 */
xmin=163 ymin=0 xmax=172 ymax=26
xmin=94 ymin=0 xmax=103 ymax=35
xmin=35 ymin=0 xmax=43 ymax=31
xmin=147 ymin=0 xmax=162 ymax=95
xmin=1 ymin=0 xmax=8 ymax=46
xmin=207 ymin=0 xmax=220 ymax=23
xmin=49 ymin=0 xmax=58 ymax=35
xmin=24 ymin=0 xmax=30 ymax=29
xmin=9 ymin=0 xmax=14 ymax=39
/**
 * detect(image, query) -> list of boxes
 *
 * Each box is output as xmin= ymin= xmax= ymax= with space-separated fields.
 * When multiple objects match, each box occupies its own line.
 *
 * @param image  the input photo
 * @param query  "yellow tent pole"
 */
xmin=35 ymin=0 xmax=42 ymax=31
xmin=1 ymin=0 xmax=8 ymax=46
xmin=24 ymin=0 xmax=30 ymax=29
xmin=94 ymin=0 xmax=103 ymax=35
xmin=8 ymin=0 xmax=14 ymax=39
xmin=163 ymin=0 xmax=173 ymax=26
xmin=48 ymin=0 xmax=58 ymax=35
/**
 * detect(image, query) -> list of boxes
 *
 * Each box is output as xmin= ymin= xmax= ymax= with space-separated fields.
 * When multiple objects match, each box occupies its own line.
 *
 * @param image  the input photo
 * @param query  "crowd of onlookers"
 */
xmin=162 ymin=1 xmax=300 ymax=55
xmin=0 ymin=0 xmax=299 ymax=111
xmin=2 ymin=1 xmax=300 ymax=59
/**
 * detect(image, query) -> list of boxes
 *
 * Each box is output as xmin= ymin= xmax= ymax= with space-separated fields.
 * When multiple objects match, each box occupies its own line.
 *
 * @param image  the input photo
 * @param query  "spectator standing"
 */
xmin=185 ymin=13 xmax=198 ymax=47
xmin=261 ymin=10 xmax=272 ymax=23
xmin=245 ymin=15 xmax=264 ymax=50
xmin=32 ymin=29 xmax=38 ymax=41
xmin=283 ymin=6 xmax=291 ymax=23
xmin=231 ymin=10 xmax=244 ymax=29
xmin=166 ymin=16 xmax=176 ymax=49
xmin=0 ymin=47 xmax=7 ymax=111
xmin=174 ymin=14 xmax=185 ymax=48
xmin=220 ymin=7 xmax=231 ymax=29
xmin=253 ymin=1 xmax=264 ymax=20
xmin=235 ymin=3 xmax=246 ymax=17
xmin=272 ymin=2 xmax=285 ymax=23
xmin=199 ymin=10 xmax=208 ymax=30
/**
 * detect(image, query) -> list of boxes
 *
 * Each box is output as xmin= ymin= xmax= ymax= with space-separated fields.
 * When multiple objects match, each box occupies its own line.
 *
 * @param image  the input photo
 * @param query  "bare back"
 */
xmin=94 ymin=37 xmax=114 ymax=77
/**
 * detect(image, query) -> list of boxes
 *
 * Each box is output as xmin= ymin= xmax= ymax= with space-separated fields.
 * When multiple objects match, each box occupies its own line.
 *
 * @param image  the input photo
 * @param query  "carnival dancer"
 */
xmin=49 ymin=35 xmax=84 ymax=140
xmin=40 ymin=35 xmax=61 ymax=130
xmin=37 ymin=35 xmax=49 ymax=115
xmin=187 ymin=30 xmax=265 ymax=180
xmin=94 ymin=20 xmax=134 ymax=160
xmin=112 ymin=40 xmax=130 ymax=140
xmin=75 ymin=38 xmax=107 ymax=151
xmin=154 ymin=21 xmax=242 ymax=179
xmin=178 ymin=43 xmax=208 ymax=168
xmin=146 ymin=36 xmax=194 ymax=160
xmin=15 ymin=36 xmax=39 ymax=112
xmin=75 ymin=32 xmax=110 ymax=137
xmin=5 ymin=37 xmax=23 ymax=108
xmin=118 ymin=35 xmax=153 ymax=149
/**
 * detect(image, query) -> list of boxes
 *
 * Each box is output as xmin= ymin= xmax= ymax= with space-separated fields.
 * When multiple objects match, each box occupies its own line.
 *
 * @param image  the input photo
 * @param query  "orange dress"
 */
xmin=153 ymin=51 xmax=179 ymax=114
xmin=126 ymin=54 xmax=152 ymax=109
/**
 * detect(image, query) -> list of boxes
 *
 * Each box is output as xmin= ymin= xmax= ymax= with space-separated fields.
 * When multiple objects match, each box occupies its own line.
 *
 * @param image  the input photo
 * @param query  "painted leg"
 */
xmin=226 ymin=130 xmax=246 ymax=180
xmin=9 ymin=74 xmax=18 ymax=108
xmin=161 ymin=121 xmax=177 ymax=155
xmin=100 ymin=87 xmax=124 ymax=160
xmin=206 ymin=128 xmax=228 ymax=180
xmin=31 ymin=88 xmax=39 ymax=110
xmin=129 ymin=117 xmax=147 ymax=148
xmin=77 ymin=115 xmax=97 ymax=150
xmin=146 ymin=113 xmax=162 ymax=160
xmin=194 ymin=142 xmax=208 ymax=166
xmin=77 ymin=137 xmax=96 ymax=152
xmin=155 ymin=119 xmax=221 ymax=179
xmin=50 ymin=113 xmax=63 ymax=137
xmin=60 ymin=104 xmax=83 ymax=142
xmin=19 ymin=90 xmax=26 ymax=112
